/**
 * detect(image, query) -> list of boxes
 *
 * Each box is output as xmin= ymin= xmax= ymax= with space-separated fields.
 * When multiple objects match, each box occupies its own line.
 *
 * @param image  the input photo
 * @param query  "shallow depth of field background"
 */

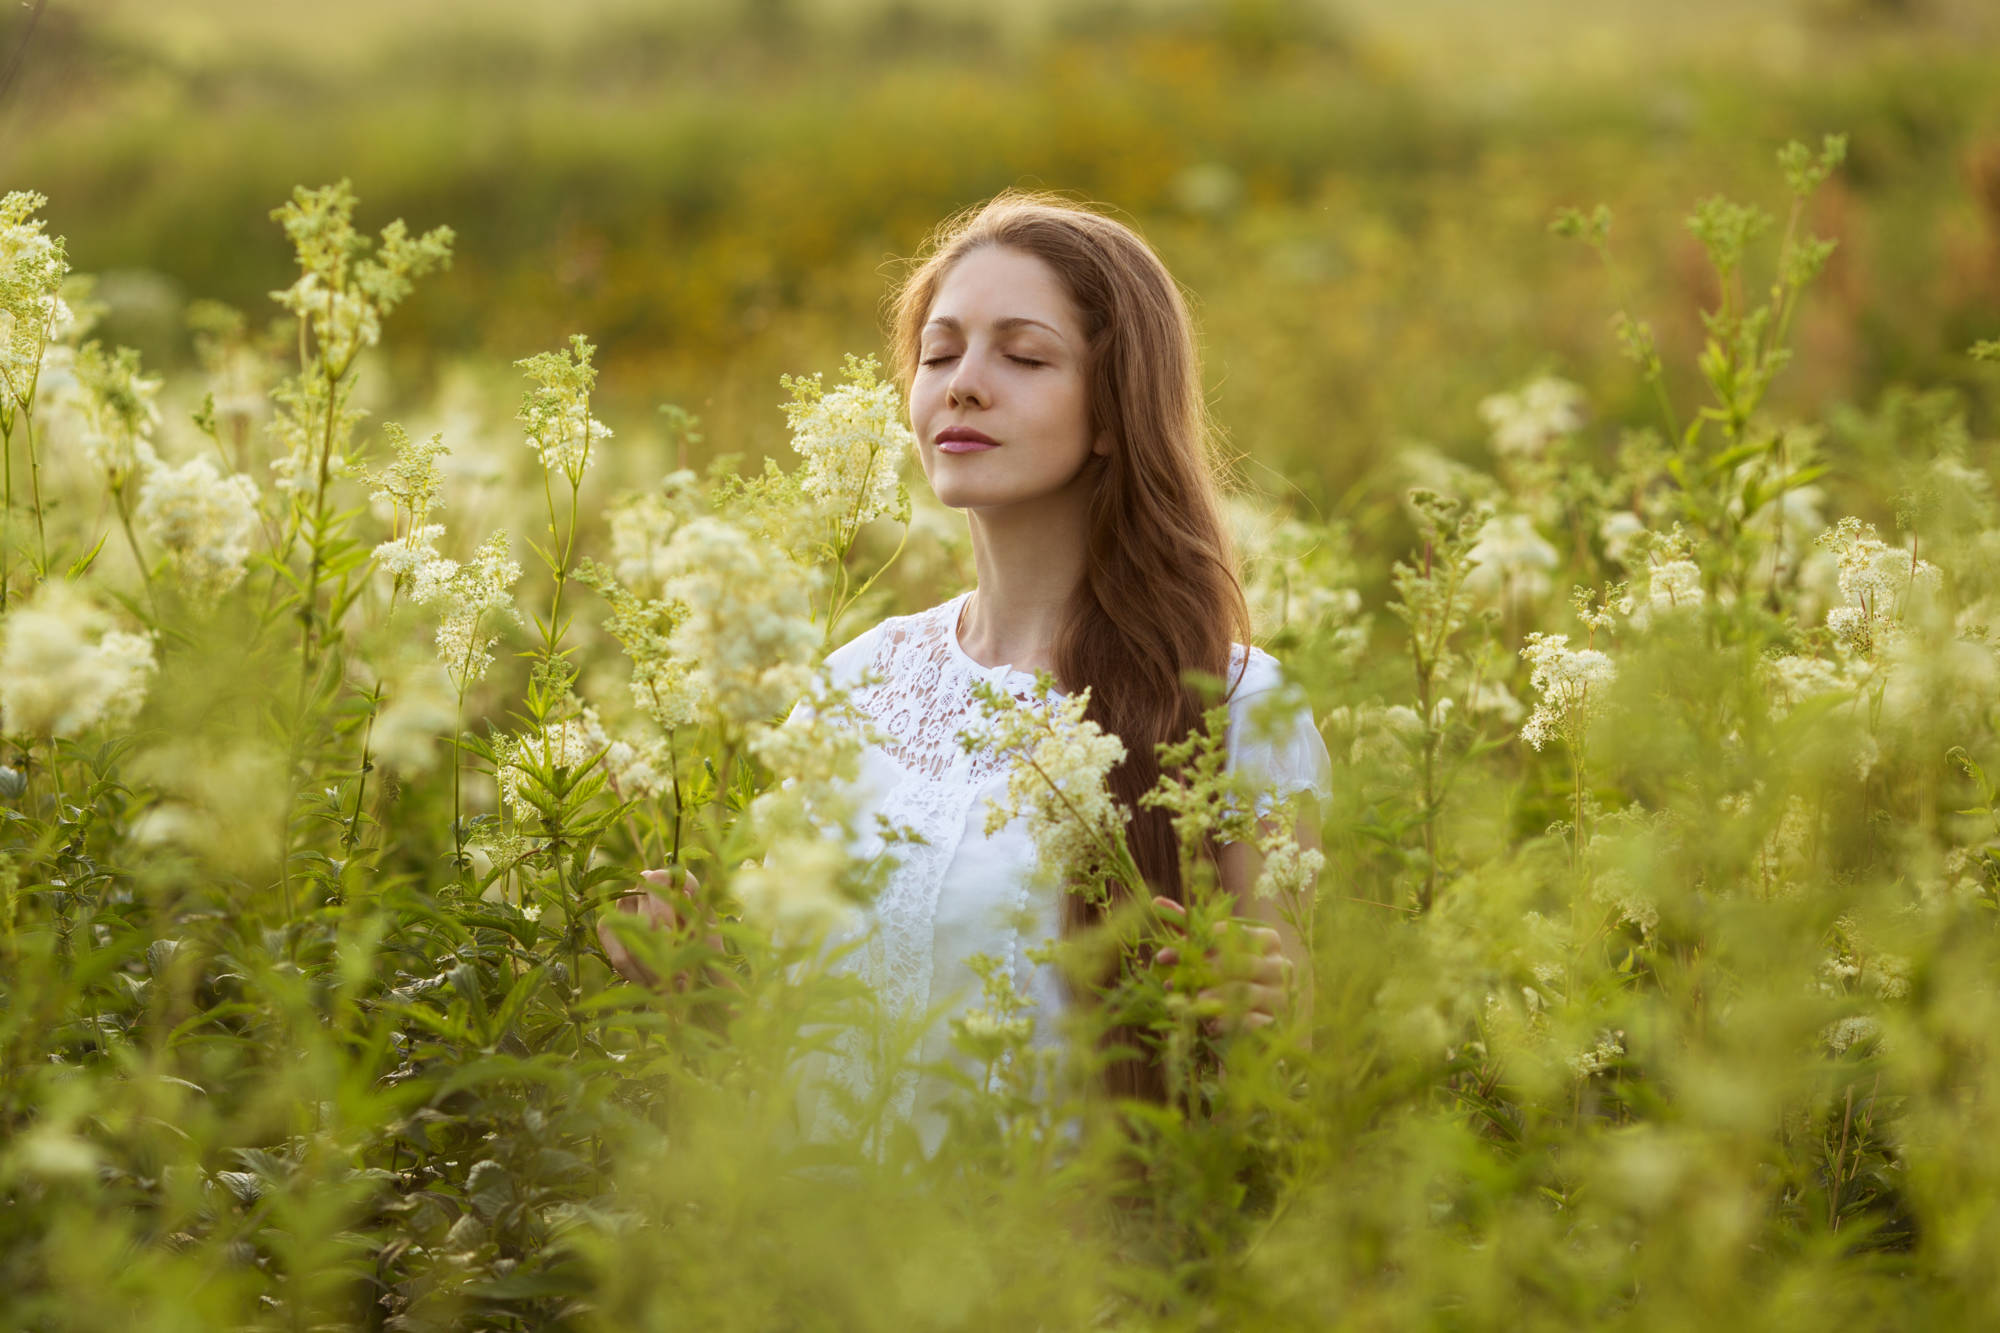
xmin=8 ymin=0 xmax=1997 ymax=523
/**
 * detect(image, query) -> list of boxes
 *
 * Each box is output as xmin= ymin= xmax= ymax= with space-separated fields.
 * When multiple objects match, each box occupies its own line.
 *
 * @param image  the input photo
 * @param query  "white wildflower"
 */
xmin=1591 ymin=868 xmax=1659 ymax=937
xmin=1816 ymin=516 xmax=1941 ymax=621
xmin=734 ymin=824 xmax=859 ymax=938
xmin=0 ymin=582 xmax=155 ymax=737
xmin=133 ymin=455 xmax=262 ymax=600
xmin=661 ymin=517 xmax=817 ymax=734
xmin=608 ymin=470 xmax=704 ymax=592
xmin=0 ymin=191 xmax=70 ymax=407
xmin=780 ymin=353 xmax=912 ymax=528
xmin=976 ymin=678 xmax=1129 ymax=891
xmin=1465 ymin=677 xmax=1525 ymax=724
xmin=517 ymin=334 xmax=607 ymax=480
xmin=425 ymin=532 xmax=520 ymax=688
xmin=1598 ymin=510 xmax=1648 ymax=565
xmin=1645 ymin=558 xmax=1704 ymax=612
xmin=1567 ymin=1029 xmax=1626 ymax=1079
xmin=69 ymin=341 xmax=162 ymax=488
xmin=367 ymin=424 xmax=449 ymax=532
xmin=1252 ymin=832 xmax=1325 ymax=904
xmin=268 ymin=272 xmax=380 ymax=366
xmin=1465 ymin=512 xmax=1558 ymax=609
xmin=1519 ymin=632 xmax=1616 ymax=752
xmin=1478 ymin=375 xmax=1586 ymax=457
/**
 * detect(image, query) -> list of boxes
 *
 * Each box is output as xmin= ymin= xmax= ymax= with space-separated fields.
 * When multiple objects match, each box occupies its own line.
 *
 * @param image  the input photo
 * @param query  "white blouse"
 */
xmin=792 ymin=590 xmax=1334 ymax=1155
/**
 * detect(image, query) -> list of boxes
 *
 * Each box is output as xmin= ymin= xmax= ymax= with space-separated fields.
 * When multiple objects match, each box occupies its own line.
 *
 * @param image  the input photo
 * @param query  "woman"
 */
xmin=602 ymin=191 xmax=1332 ymax=1153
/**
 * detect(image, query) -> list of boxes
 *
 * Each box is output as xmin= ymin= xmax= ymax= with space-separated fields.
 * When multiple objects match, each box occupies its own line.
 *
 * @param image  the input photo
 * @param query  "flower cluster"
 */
xmin=1477 ymin=375 xmax=1586 ymax=457
xmin=69 ymin=342 xmax=162 ymax=488
xmin=429 ymin=532 xmax=522 ymax=689
xmin=134 ymin=455 xmax=263 ymax=601
xmin=1816 ymin=516 xmax=1942 ymax=623
xmin=267 ymin=181 xmax=454 ymax=372
xmin=517 ymin=334 xmax=610 ymax=480
xmin=0 ymin=582 xmax=155 ymax=737
xmin=1519 ymin=632 xmax=1616 ymax=752
xmin=779 ymin=353 xmax=912 ymax=528
xmin=973 ymin=676 xmax=1130 ymax=893
xmin=0 ymin=191 xmax=70 ymax=408
xmin=660 ymin=517 xmax=818 ymax=735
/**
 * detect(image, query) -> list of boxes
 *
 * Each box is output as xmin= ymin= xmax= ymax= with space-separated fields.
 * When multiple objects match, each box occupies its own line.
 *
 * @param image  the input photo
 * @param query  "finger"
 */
xmin=1245 ymin=954 xmax=1293 ymax=987
xmin=1152 ymin=896 xmax=1185 ymax=922
xmin=1201 ymin=982 xmax=1285 ymax=1013
xmin=1153 ymin=946 xmax=1180 ymax=968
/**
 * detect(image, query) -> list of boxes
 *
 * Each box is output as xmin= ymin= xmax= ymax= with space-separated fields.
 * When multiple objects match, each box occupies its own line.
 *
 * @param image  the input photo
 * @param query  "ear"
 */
xmin=1091 ymin=429 xmax=1113 ymax=458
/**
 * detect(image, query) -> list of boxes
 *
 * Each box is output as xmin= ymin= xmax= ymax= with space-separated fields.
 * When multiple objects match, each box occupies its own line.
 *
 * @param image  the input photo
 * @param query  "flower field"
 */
xmin=7 ymin=5 xmax=2000 ymax=1327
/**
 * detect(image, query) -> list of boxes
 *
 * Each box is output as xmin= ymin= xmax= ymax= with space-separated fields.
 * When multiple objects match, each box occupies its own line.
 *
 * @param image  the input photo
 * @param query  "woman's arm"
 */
xmin=1153 ymin=805 xmax=1321 ymax=1042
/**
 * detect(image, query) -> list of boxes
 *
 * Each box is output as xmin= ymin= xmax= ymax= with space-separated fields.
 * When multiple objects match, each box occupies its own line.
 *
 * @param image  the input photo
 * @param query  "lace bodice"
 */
xmin=795 ymin=590 xmax=1334 ymax=1154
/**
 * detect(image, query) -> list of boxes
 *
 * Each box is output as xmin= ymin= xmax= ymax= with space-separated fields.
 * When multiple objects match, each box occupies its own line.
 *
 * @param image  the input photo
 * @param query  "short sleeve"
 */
xmin=1225 ymin=647 xmax=1333 ymax=821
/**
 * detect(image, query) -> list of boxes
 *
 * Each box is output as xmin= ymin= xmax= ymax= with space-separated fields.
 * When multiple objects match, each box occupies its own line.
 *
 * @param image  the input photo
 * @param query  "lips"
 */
xmin=936 ymin=426 xmax=998 ymax=454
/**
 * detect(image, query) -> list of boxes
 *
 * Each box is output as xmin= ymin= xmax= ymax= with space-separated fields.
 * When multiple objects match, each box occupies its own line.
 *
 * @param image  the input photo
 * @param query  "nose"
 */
xmin=946 ymin=353 xmax=987 ymax=410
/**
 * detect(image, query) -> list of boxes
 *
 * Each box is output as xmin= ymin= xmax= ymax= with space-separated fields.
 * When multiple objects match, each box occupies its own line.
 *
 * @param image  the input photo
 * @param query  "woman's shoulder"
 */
xmin=1224 ymin=641 xmax=1290 ymax=701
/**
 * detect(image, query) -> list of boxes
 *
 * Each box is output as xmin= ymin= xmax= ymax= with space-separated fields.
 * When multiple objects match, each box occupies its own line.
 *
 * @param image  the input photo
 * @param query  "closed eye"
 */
xmin=920 ymin=355 xmax=958 ymax=367
xmin=1008 ymin=356 xmax=1045 ymax=367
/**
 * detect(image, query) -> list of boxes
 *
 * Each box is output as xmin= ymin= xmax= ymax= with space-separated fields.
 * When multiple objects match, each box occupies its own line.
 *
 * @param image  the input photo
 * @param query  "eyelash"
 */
xmin=920 ymin=355 xmax=1045 ymax=368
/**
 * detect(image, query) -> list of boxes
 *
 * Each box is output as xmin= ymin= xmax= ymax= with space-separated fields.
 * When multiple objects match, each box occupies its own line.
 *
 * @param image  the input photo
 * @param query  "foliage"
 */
xmin=3 ymin=137 xmax=2000 ymax=1333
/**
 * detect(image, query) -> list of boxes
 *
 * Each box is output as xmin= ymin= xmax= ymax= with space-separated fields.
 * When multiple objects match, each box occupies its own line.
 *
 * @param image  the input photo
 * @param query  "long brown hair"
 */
xmin=888 ymin=190 xmax=1251 ymax=1098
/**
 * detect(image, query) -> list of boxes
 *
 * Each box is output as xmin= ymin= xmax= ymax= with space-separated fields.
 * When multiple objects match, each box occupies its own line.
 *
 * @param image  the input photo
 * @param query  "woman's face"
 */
xmin=910 ymin=244 xmax=1105 ymax=514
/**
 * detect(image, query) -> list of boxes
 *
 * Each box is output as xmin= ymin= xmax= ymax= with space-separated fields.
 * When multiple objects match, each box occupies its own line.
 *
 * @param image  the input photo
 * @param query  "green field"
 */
xmin=4 ymin=2 xmax=2000 ymax=1329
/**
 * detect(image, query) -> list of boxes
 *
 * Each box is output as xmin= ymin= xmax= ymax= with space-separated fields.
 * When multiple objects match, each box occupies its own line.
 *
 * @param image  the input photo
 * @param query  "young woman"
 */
xmin=601 ymin=191 xmax=1332 ymax=1153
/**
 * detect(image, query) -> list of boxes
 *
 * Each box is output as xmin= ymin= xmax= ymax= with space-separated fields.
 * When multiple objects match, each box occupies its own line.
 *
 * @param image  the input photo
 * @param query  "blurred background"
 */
xmin=2 ymin=0 xmax=1996 ymax=525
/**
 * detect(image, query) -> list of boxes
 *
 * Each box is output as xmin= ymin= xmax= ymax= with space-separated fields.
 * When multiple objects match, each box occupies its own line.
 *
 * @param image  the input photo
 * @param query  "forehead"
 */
xmin=924 ymin=245 xmax=1080 ymax=340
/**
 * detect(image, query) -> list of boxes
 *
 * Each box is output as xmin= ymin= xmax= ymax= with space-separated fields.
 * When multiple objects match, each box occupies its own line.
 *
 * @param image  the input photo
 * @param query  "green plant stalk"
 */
xmin=110 ymin=482 xmax=163 ymax=623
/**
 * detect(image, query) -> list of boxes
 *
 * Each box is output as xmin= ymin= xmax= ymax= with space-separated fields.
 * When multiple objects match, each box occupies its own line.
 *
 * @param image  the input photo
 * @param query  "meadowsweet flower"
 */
xmin=0 ymin=582 xmax=155 ymax=737
xmin=133 ymin=455 xmax=262 ymax=600
xmin=1598 ymin=510 xmax=1647 ymax=565
xmin=1645 ymin=558 xmax=1704 ymax=612
xmin=575 ymin=559 xmax=700 ymax=733
xmin=267 ymin=180 xmax=453 ymax=371
xmin=1478 ymin=375 xmax=1585 ymax=457
xmin=734 ymin=830 xmax=857 ymax=937
xmin=1520 ymin=632 xmax=1616 ymax=751
xmin=1566 ymin=1029 xmax=1626 ymax=1079
xmin=0 ymin=191 xmax=70 ymax=408
xmin=607 ymin=470 xmax=704 ymax=593
xmin=660 ymin=517 xmax=817 ymax=734
xmin=269 ymin=272 xmax=380 ymax=366
xmin=1465 ymin=512 xmax=1558 ymax=609
xmin=374 ymin=523 xmax=448 ymax=591
xmin=780 ymin=353 xmax=912 ymax=527
xmin=426 ymin=532 xmax=520 ymax=688
xmin=1229 ymin=496 xmax=1368 ymax=652
xmin=69 ymin=341 xmax=162 ymax=488
xmin=367 ymin=424 xmax=449 ymax=534
xmin=1816 ymin=517 xmax=1941 ymax=620
xmin=975 ymin=678 xmax=1130 ymax=892
xmin=1252 ymin=833 xmax=1325 ymax=903
xmin=1465 ymin=677 xmax=1526 ymax=724
xmin=517 ymin=334 xmax=609 ymax=479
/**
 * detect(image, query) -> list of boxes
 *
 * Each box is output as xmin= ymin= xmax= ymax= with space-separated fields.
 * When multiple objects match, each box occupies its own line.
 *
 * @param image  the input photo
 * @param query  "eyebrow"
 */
xmin=923 ymin=315 xmax=1067 ymax=343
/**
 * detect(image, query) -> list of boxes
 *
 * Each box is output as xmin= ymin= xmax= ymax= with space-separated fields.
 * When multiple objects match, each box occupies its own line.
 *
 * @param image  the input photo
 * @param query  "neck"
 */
xmin=956 ymin=476 xmax=1093 ymax=676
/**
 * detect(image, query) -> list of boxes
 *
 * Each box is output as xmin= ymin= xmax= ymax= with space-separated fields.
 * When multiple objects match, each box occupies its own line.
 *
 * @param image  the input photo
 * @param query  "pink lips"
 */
xmin=936 ymin=427 xmax=998 ymax=454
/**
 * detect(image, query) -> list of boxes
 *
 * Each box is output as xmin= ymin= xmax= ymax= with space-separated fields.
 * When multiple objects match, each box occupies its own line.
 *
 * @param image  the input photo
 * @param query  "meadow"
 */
xmin=4 ymin=1 xmax=2000 ymax=1329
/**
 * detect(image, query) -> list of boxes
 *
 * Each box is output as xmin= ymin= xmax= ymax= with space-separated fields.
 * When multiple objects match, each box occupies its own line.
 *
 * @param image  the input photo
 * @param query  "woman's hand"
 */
xmin=1149 ymin=895 xmax=1294 ymax=1037
xmin=596 ymin=867 xmax=721 ymax=993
